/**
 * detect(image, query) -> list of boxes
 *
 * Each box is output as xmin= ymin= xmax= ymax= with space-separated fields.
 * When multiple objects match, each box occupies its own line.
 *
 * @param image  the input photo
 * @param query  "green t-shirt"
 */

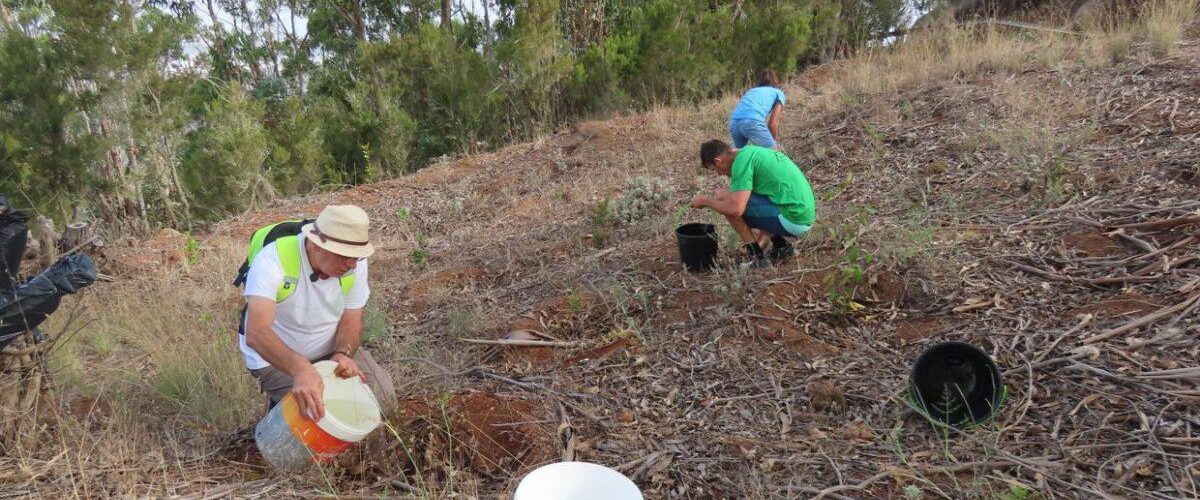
xmin=729 ymin=146 xmax=816 ymax=225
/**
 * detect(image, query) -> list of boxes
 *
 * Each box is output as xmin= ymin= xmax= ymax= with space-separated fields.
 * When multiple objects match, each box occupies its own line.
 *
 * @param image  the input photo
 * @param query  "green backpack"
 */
xmin=233 ymin=219 xmax=355 ymax=302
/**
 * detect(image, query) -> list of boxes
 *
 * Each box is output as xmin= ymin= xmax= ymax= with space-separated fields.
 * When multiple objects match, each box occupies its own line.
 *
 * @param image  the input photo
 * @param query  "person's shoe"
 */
xmin=735 ymin=242 xmax=771 ymax=269
xmin=769 ymin=236 xmax=797 ymax=262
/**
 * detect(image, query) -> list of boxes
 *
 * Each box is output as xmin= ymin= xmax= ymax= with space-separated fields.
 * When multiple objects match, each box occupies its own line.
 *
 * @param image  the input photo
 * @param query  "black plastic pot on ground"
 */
xmin=908 ymin=341 xmax=1006 ymax=428
xmin=675 ymin=223 xmax=718 ymax=272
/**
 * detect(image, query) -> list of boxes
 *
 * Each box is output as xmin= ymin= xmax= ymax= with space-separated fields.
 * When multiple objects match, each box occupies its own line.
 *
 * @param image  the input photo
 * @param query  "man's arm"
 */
xmin=767 ymin=102 xmax=783 ymax=140
xmin=329 ymin=307 xmax=366 ymax=381
xmin=245 ymin=297 xmax=326 ymax=420
xmin=692 ymin=190 xmax=753 ymax=217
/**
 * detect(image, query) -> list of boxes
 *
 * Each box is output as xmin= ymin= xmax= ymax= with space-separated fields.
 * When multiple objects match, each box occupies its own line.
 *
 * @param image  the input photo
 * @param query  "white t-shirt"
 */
xmin=239 ymin=233 xmax=370 ymax=369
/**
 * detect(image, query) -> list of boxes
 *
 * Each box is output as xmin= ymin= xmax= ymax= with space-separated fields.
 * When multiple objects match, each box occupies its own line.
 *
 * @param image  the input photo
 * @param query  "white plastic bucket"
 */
xmin=514 ymin=462 xmax=643 ymax=500
xmin=255 ymin=360 xmax=382 ymax=469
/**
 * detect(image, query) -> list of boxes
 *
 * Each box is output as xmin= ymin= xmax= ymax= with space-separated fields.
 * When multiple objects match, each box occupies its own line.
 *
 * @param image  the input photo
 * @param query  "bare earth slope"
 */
xmin=14 ymin=23 xmax=1200 ymax=499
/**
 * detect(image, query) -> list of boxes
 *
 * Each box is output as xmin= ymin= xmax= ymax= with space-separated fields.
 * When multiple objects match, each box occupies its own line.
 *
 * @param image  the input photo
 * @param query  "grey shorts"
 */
xmin=249 ymin=347 xmax=397 ymax=415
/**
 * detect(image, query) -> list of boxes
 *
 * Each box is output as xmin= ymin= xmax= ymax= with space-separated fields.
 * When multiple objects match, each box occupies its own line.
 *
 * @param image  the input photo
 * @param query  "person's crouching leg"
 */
xmin=352 ymin=348 xmax=397 ymax=416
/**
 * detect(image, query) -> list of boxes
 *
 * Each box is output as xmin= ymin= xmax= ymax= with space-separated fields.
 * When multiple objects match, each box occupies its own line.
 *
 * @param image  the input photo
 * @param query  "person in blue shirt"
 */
xmin=729 ymin=69 xmax=786 ymax=149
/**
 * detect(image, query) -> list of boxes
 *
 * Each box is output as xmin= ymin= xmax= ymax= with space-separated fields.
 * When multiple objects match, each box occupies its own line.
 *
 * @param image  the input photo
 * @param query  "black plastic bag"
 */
xmin=0 ymin=254 xmax=97 ymax=350
xmin=0 ymin=197 xmax=28 ymax=293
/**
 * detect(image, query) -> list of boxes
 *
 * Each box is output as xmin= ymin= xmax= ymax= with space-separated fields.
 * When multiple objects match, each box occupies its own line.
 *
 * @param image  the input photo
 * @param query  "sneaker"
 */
xmin=735 ymin=242 xmax=772 ymax=269
xmin=768 ymin=236 xmax=796 ymax=262
xmin=769 ymin=242 xmax=797 ymax=262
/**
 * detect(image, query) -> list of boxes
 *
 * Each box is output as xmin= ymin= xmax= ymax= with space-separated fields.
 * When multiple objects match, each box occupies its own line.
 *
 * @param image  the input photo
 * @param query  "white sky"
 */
xmin=184 ymin=0 xmax=495 ymax=59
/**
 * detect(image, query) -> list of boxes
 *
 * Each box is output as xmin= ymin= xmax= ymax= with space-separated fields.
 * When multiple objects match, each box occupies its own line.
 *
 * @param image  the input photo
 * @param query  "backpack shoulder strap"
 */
xmin=275 ymin=233 xmax=356 ymax=302
xmin=274 ymin=235 xmax=302 ymax=303
xmin=233 ymin=218 xmax=315 ymax=288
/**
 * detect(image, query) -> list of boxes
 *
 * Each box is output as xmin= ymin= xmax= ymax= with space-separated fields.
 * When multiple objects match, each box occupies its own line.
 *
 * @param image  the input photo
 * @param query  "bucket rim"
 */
xmin=313 ymin=361 xmax=382 ymax=441
xmin=675 ymin=222 xmax=716 ymax=235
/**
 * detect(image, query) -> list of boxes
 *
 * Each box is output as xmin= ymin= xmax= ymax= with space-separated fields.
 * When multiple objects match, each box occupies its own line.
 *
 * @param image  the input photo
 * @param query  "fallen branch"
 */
xmin=457 ymin=338 xmax=586 ymax=348
xmin=1035 ymin=313 xmax=1093 ymax=362
xmin=1135 ymin=367 xmax=1200 ymax=380
xmin=1005 ymin=260 xmax=1162 ymax=286
xmin=1112 ymin=214 xmax=1200 ymax=232
xmin=1083 ymin=293 xmax=1200 ymax=344
xmin=812 ymin=470 xmax=892 ymax=499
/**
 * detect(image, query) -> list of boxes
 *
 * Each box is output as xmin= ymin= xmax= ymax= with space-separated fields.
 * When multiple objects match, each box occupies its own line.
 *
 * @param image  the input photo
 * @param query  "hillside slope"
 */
xmin=12 ymin=18 xmax=1200 ymax=499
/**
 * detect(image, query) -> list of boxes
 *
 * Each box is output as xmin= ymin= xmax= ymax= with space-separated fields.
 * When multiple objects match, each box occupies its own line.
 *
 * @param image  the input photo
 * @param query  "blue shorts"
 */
xmin=742 ymin=194 xmax=811 ymax=237
xmin=729 ymin=118 xmax=777 ymax=148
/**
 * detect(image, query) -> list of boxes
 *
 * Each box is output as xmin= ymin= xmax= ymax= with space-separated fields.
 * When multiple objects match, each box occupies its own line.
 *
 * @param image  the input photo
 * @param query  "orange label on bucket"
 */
xmin=280 ymin=394 xmax=352 ymax=461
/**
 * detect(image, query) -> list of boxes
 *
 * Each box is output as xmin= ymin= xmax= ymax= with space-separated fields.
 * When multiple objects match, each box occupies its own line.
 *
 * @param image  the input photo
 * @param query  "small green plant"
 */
xmin=185 ymin=234 xmax=200 ymax=265
xmin=363 ymin=300 xmax=388 ymax=342
xmin=591 ymin=198 xmax=613 ymax=227
xmin=410 ymin=248 xmax=428 ymax=266
xmin=447 ymin=308 xmax=479 ymax=338
xmin=86 ymin=330 xmax=117 ymax=357
xmin=999 ymin=484 xmax=1032 ymax=500
xmin=1020 ymin=155 xmax=1072 ymax=204
xmin=863 ymin=123 xmax=887 ymax=159
xmin=712 ymin=264 xmax=751 ymax=309
xmin=410 ymin=234 xmax=429 ymax=266
xmin=826 ymin=243 xmax=873 ymax=315
xmin=825 ymin=206 xmax=875 ymax=315
xmin=820 ymin=172 xmax=855 ymax=202
xmin=396 ymin=207 xmax=409 ymax=221
xmin=565 ymin=289 xmax=583 ymax=313
xmin=671 ymin=205 xmax=688 ymax=228
xmin=903 ymin=484 xmax=923 ymax=499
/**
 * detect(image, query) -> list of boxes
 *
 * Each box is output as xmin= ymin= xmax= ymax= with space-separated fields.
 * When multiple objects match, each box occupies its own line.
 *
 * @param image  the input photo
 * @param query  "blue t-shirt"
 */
xmin=730 ymin=86 xmax=786 ymax=122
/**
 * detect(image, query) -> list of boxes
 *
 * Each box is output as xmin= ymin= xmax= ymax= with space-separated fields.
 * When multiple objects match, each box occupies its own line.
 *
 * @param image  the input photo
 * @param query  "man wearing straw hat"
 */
xmin=239 ymin=204 xmax=396 ymax=420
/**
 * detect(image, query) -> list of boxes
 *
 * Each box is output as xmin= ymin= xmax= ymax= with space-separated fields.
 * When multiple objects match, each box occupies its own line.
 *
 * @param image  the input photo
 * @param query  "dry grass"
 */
xmin=821 ymin=21 xmax=1062 ymax=101
xmin=1143 ymin=0 xmax=1199 ymax=55
xmin=34 ymin=241 xmax=258 ymax=463
xmin=808 ymin=0 xmax=1195 ymax=108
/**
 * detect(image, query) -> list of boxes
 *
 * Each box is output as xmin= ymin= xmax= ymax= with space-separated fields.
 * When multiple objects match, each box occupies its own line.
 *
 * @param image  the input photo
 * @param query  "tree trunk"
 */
xmin=240 ymin=0 xmax=263 ymax=80
xmin=483 ymin=0 xmax=492 ymax=51
xmin=57 ymin=222 xmax=94 ymax=254
xmin=35 ymin=216 xmax=58 ymax=270
xmin=0 ymin=1 xmax=15 ymax=31
xmin=441 ymin=0 xmax=452 ymax=32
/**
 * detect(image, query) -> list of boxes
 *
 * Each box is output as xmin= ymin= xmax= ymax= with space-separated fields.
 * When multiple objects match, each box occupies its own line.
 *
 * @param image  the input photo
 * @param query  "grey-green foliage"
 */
xmin=180 ymin=82 xmax=272 ymax=217
xmin=0 ymin=0 xmax=910 ymax=227
xmin=612 ymin=176 xmax=676 ymax=223
xmin=263 ymin=95 xmax=333 ymax=194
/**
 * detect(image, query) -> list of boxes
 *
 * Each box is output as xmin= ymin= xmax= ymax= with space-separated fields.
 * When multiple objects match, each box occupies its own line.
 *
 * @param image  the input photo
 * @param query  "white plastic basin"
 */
xmin=514 ymin=462 xmax=642 ymax=500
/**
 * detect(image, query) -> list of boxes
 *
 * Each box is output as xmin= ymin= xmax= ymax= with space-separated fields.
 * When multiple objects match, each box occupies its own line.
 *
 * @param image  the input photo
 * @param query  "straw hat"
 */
xmin=302 ymin=205 xmax=375 ymax=258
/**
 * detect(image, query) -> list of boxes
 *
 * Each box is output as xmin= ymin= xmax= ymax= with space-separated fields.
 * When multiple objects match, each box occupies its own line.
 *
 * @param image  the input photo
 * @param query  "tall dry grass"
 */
xmin=808 ymin=0 xmax=1197 ymax=109
xmin=1143 ymin=0 xmax=1199 ymax=55
xmin=819 ymin=21 xmax=1060 ymax=101
xmin=39 ymin=239 xmax=258 ymax=448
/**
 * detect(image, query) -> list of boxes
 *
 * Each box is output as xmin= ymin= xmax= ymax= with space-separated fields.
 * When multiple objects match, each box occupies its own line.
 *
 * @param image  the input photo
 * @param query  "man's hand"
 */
xmin=292 ymin=365 xmax=325 ymax=421
xmin=690 ymin=195 xmax=707 ymax=209
xmin=331 ymin=352 xmax=367 ymax=382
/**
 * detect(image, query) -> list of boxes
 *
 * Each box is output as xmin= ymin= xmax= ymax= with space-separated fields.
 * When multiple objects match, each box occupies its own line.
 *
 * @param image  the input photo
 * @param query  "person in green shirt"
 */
xmin=691 ymin=139 xmax=816 ymax=266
